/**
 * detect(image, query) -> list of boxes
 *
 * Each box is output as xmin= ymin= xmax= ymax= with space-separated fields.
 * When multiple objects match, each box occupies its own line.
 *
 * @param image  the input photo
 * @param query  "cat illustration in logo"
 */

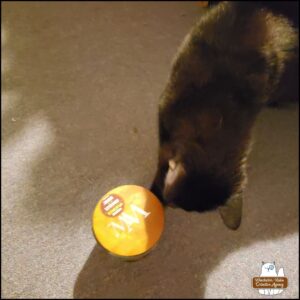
xmin=259 ymin=262 xmax=284 ymax=295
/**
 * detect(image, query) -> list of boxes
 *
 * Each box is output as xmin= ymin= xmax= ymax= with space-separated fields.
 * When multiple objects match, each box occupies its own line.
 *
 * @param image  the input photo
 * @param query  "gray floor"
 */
xmin=2 ymin=2 xmax=299 ymax=299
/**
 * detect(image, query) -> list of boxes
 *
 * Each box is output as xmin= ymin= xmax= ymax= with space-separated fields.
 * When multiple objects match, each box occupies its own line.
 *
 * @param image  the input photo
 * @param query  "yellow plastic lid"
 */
xmin=92 ymin=185 xmax=165 ymax=258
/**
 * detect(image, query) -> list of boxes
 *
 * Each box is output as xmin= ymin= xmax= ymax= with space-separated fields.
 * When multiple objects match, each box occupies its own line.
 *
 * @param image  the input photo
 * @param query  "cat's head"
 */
xmin=151 ymin=94 xmax=246 ymax=230
xmin=151 ymin=140 xmax=243 ymax=230
xmin=157 ymin=158 xmax=231 ymax=212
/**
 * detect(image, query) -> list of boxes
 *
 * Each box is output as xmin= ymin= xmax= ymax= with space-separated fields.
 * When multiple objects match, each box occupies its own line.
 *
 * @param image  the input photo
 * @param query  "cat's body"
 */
xmin=151 ymin=1 xmax=298 ymax=229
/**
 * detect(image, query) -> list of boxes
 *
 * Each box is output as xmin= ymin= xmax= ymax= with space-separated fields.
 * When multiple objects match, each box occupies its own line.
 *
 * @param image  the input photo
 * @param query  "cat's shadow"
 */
xmin=73 ymin=104 xmax=298 ymax=298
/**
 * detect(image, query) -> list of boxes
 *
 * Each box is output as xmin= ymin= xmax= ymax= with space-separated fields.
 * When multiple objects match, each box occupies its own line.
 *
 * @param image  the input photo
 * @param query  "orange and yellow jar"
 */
xmin=92 ymin=185 xmax=165 ymax=260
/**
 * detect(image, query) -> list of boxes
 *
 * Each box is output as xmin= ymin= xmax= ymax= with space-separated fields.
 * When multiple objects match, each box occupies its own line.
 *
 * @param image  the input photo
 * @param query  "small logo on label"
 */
xmin=252 ymin=262 xmax=288 ymax=296
xmin=101 ymin=194 xmax=124 ymax=217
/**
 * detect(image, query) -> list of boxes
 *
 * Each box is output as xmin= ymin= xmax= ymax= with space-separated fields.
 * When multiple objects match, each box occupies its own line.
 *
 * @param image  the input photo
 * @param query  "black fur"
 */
xmin=151 ymin=1 xmax=298 ymax=214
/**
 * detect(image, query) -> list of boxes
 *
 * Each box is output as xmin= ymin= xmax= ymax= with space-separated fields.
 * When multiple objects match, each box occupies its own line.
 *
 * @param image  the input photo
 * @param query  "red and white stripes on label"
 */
xmin=101 ymin=194 xmax=124 ymax=217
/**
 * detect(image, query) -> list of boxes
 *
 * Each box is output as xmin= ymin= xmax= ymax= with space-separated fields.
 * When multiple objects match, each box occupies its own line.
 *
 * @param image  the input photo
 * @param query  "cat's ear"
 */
xmin=218 ymin=192 xmax=243 ymax=230
xmin=163 ymin=159 xmax=186 ymax=202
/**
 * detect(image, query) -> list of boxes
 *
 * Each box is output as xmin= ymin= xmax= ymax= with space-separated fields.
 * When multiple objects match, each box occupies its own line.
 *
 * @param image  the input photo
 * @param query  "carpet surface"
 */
xmin=2 ymin=2 xmax=299 ymax=298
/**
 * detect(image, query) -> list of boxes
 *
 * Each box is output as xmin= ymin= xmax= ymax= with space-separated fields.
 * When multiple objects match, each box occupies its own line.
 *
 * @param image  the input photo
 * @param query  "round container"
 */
xmin=92 ymin=185 xmax=165 ymax=260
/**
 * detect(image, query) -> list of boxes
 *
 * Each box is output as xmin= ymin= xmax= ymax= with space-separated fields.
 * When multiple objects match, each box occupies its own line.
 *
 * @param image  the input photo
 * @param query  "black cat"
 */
xmin=151 ymin=1 xmax=298 ymax=230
